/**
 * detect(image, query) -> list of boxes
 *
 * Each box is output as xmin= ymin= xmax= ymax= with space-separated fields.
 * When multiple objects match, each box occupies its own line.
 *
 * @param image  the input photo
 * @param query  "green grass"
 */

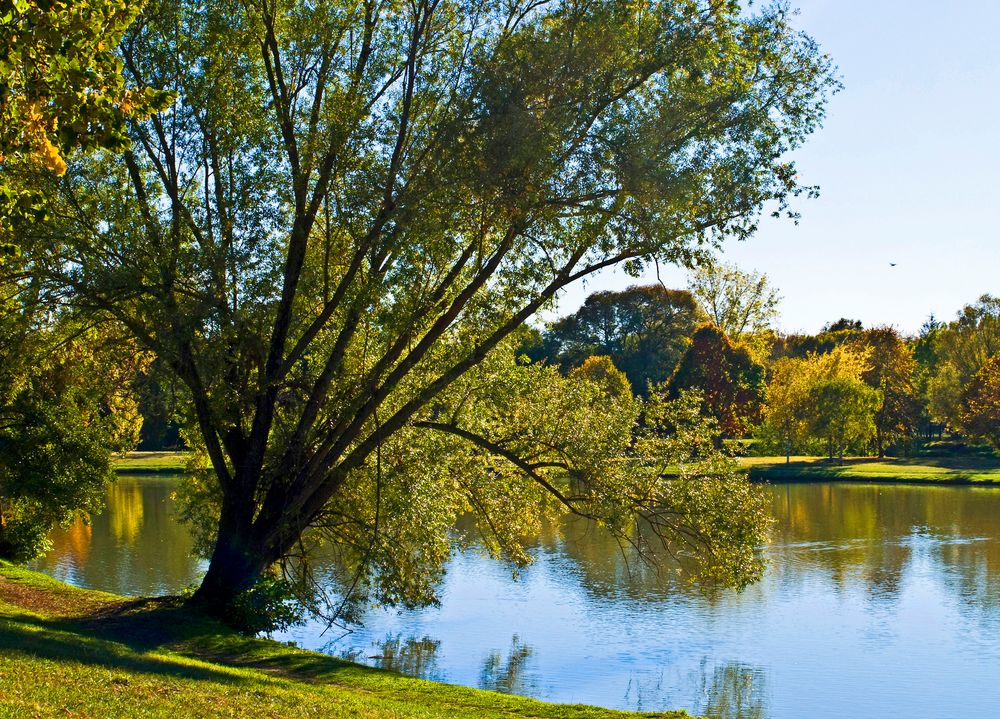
xmin=741 ymin=453 xmax=1000 ymax=484
xmin=115 ymin=451 xmax=190 ymax=474
xmin=0 ymin=562 xmax=689 ymax=719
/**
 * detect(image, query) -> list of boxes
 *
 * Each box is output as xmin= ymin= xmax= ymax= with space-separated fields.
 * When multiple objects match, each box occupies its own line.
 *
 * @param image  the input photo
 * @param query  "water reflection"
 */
xmin=480 ymin=635 xmax=537 ymax=695
xmin=700 ymin=662 xmax=768 ymax=719
xmin=348 ymin=635 xmax=445 ymax=682
xmin=31 ymin=474 xmax=204 ymax=596
xmin=33 ymin=480 xmax=1000 ymax=719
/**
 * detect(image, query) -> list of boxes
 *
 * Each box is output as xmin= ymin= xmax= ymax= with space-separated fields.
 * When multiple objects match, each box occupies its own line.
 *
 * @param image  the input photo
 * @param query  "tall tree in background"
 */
xmin=807 ymin=375 xmax=880 ymax=462
xmin=958 ymin=354 xmax=1000 ymax=449
xmin=541 ymin=285 xmax=705 ymax=392
xmin=687 ymin=260 xmax=780 ymax=358
xmin=669 ymin=324 xmax=766 ymax=436
xmin=26 ymin=0 xmax=836 ymax=613
xmin=850 ymin=327 xmax=918 ymax=457
xmin=925 ymin=296 xmax=1000 ymax=428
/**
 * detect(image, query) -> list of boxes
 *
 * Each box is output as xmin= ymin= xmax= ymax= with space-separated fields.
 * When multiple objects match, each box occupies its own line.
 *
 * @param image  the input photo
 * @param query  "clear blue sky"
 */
xmin=559 ymin=0 xmax=1000 ymax=336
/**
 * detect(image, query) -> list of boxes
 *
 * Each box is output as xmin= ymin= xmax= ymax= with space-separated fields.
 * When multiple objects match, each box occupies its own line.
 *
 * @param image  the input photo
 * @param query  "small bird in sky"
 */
xmin=889 ymin=262 xmax=897 ymax=267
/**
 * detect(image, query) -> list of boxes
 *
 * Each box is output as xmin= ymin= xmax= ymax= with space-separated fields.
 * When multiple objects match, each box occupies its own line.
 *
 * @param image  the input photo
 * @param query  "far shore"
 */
xmin=117 ymin=449 xmax=1000 ymax=485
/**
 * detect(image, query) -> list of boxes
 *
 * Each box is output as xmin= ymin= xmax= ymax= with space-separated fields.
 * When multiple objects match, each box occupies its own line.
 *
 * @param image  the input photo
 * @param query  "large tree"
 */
xmin=28 ymin=0 xmax=835 ymax=613
xmin=539 ymin=284 xmax=705 ymax=393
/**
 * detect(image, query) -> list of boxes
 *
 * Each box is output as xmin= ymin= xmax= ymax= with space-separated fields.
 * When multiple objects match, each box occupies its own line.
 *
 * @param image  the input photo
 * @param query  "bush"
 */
xmin=227 ymin=575 xmax=305 ymax=635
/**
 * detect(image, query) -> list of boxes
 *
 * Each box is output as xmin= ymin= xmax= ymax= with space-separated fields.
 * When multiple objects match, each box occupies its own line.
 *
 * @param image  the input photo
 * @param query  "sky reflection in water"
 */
xmin=33 ymin=479 xmax=1000 ymax=719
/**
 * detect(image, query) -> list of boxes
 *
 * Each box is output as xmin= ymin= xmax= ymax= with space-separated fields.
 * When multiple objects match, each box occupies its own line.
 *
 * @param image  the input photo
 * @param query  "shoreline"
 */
xmin=0 ymin=561 xmax=687 ymax=719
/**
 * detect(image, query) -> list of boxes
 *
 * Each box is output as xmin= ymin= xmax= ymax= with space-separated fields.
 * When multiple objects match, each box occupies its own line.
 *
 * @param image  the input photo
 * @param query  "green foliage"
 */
xmin=924 ymin=296 xmax=1000 ymax=426
xmin=806 ymin=376 xmax=880 ymax=460
xmin=848 ymin=327 xmax=919 ymax=456
xmin=0 ymin=0 xmax=169 ymax=230
xmin=569 ymin=355 xmax=633 ymax=400
xmin=540 ymin=285 xmax=705 ymax=393
xmin=228 ymin=574 xmax=307 ymax=636
xmin=958 ymin=354 xmax=1000 ymax=449
xmin=636 ymin=388 xmax=771 ymax=589
xmin=668 ymin=324 xmax=767 ymax=436
xmin=21 ymin=0 xmax=836 ymax=610
xmin=759 ymin=345 xmax=879 ymax=460
xmin=687 ymin=261 xmax=781 ymax=360
xmin=0 ymin=322 xmax=147 ymax=562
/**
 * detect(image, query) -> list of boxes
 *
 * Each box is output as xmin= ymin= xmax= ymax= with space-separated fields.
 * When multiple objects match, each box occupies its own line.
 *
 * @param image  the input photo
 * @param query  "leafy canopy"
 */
xmin=0 ymin=0 xmax=168 ymax=230
xmin=24 ymin=0 xmax=836 ymax=611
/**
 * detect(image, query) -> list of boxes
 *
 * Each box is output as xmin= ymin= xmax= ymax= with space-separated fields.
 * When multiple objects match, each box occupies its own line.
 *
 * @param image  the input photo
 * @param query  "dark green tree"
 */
xmin=542 ymin=285 xmax=705 ymax=393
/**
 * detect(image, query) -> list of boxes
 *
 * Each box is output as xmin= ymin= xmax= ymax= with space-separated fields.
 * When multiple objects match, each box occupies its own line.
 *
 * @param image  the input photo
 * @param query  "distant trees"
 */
xmin=850 ymin=327 xmax=919 ymax=457
xmin=541 ymin=285 xmax=1000 ymax=462
xmin=538 ymin=285 xmax=705 ymax=392
xmin=958 ymin=354 xmax=1000 ymax=449
xmin=687 ymin=262 xmax=780 ymax=359
xmin=760 ymin=346 xmax=879 ymax=462
xmin=921 ymin=296 xmax=1000 ymax=428
xmin=669 ymin=325 xmax=766 ymax=436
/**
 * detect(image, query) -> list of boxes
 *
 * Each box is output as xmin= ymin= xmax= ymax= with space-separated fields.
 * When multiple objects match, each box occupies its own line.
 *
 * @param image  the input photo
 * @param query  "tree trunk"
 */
xmin=189 ymin=492 xmax=268 ymax=614
xmin=876 ymin=425 xmax=884 ymax=458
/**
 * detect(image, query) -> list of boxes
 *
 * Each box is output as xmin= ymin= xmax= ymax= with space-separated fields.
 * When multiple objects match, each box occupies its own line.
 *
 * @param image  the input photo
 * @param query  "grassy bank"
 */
xmin=741 ymin=453 xmax=1000 ymax=484
xmin=117 ymin=449 xmax=1000 ymax=485
xmin=0 ymin=562 xmax=688 ymax=719
xmin=115 ymin=451 xmax=189 ymax=475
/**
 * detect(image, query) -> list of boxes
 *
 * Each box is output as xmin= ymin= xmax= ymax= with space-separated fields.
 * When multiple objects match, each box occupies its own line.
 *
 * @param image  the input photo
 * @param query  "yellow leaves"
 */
xmin=17 ymin=101 xmax=67 ymax=175
xmin=41 ymin=135 xmax=67 ymax=175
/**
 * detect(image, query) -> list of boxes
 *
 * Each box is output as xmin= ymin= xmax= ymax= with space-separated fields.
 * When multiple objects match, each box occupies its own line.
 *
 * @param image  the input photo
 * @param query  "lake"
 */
xmin=33 ymin=476 xmax=1000 ymax=719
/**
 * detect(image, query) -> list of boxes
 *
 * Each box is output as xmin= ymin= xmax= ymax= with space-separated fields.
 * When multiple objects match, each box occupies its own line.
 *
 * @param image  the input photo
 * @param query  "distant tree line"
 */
xmin=524 ymin=267 xmax=1000 ymax=460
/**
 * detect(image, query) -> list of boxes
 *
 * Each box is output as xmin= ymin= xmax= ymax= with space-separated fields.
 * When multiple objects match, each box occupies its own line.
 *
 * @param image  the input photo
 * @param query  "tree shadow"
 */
xmin=0 ymin=608 xmax=240 ymax=684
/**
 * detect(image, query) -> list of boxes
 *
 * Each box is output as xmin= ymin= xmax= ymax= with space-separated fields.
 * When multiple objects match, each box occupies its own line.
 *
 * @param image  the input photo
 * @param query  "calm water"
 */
xmin=33 ymin=476 xmax=1000 ymax=719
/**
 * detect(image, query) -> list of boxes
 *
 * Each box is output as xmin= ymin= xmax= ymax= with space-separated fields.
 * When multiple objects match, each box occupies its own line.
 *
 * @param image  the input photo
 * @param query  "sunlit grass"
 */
xmin=741 ymin=454 xmax=1000 ymax=484
xmin=115 ymin=451 xmax=190 ymax=474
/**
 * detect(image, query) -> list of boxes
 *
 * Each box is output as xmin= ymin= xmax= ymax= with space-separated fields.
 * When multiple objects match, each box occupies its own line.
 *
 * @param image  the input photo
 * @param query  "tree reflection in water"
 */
xmin=479 ymin=635 xmax=536 ymax=695
xmin=347 ymin=635 xmax=444 ymax=682
xmin=700 ymin=661 xmax=768 ymax=719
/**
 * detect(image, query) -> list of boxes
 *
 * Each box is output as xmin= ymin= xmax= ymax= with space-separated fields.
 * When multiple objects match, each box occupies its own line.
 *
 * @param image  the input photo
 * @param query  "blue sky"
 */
xmin=558 ymin=0 xmax=1000 ymax=336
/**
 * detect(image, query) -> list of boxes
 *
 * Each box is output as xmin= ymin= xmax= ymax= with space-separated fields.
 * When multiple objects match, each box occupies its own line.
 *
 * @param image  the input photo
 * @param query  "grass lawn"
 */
xmin=741 ymin=453 xmax=1000 ymax=484
xmin=0 ymin=562 xmax=689 ymax=719
xmin=115 ymin=451 xmax=190 ymax=474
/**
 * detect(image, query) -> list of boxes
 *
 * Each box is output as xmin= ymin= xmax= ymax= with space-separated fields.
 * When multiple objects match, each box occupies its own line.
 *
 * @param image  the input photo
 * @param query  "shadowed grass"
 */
xmin=0 ymin=563 xmax=691 ymax=719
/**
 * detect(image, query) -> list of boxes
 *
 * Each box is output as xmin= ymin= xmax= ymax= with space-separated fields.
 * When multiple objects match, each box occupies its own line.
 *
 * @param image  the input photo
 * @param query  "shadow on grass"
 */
xmin=0 ymin=600 xmax=241 ymax=685
xmin=1 ymin=592 xmax=367 ymax=690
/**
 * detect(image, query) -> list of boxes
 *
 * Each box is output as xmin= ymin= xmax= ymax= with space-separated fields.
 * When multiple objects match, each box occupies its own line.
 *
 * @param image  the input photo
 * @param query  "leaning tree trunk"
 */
xmin=189 ymin=490 xmax=271 ymax=613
